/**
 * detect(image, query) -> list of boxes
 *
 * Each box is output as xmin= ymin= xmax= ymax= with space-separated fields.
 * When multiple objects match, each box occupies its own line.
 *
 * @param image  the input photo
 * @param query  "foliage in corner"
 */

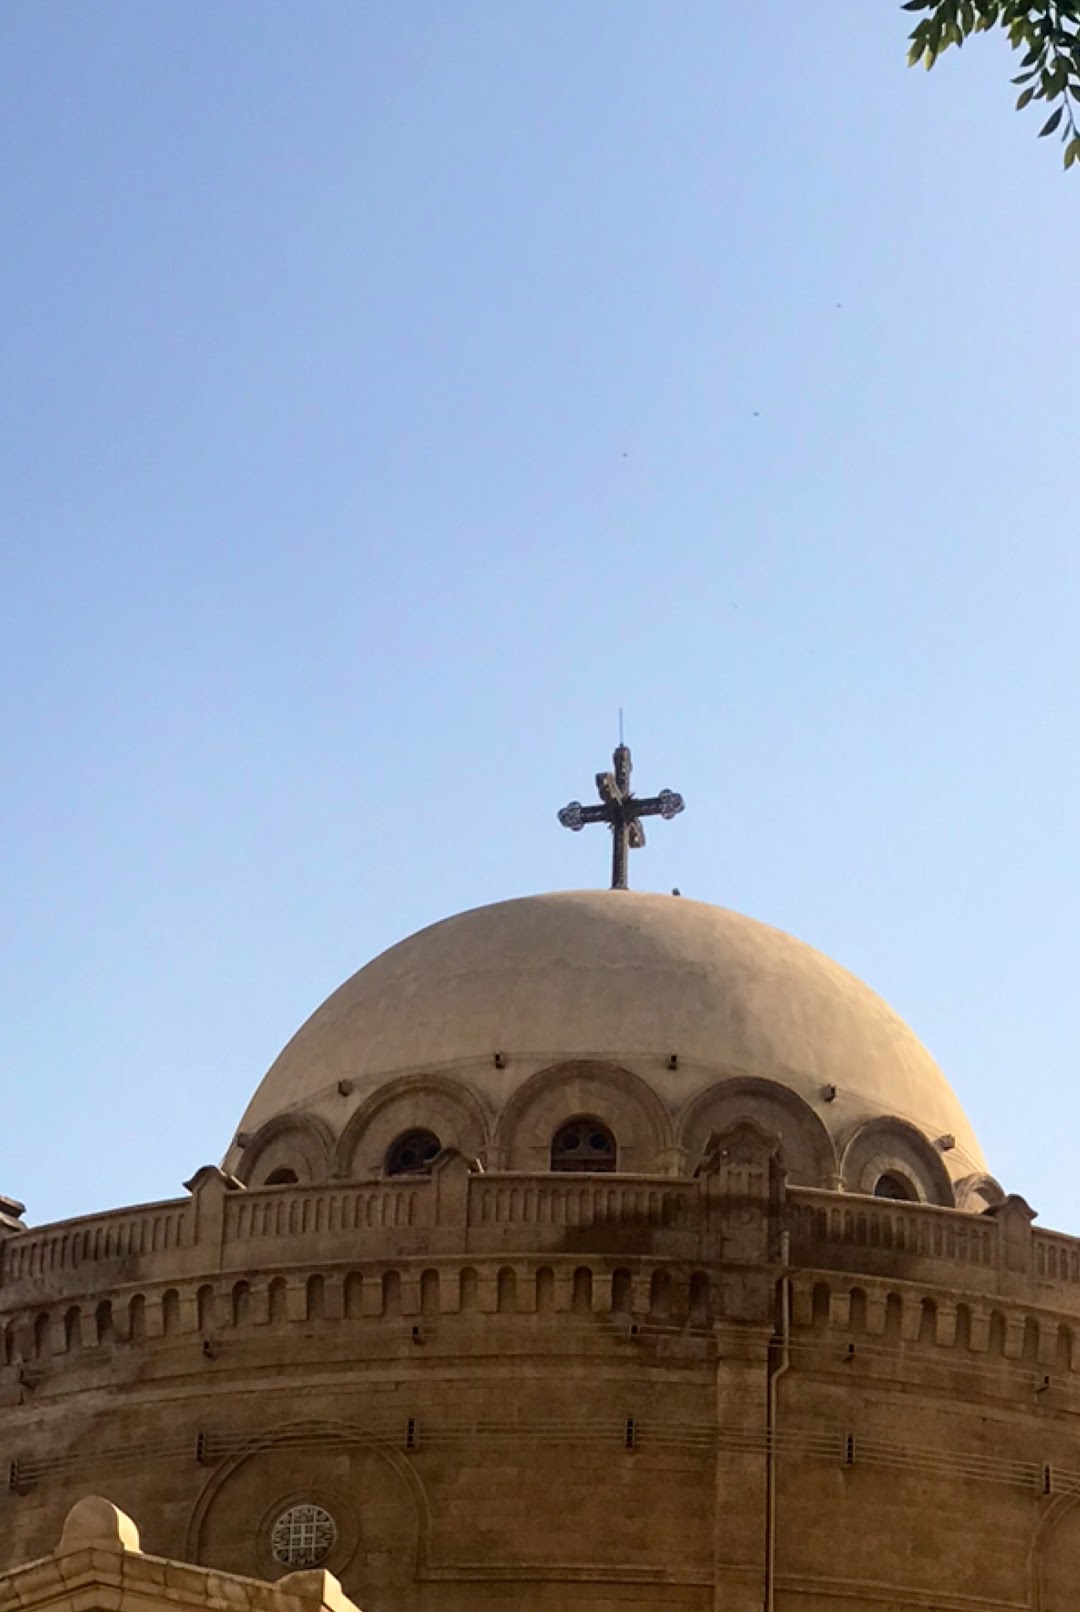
xmin=903 ymin=0 xmax=1080 ymax=165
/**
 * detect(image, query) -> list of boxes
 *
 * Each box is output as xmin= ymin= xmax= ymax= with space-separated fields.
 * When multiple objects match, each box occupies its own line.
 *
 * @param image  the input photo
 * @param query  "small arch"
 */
xmin=420 ymin=1269 xmax=440 ymax=1316
xmin=162 ymin=1289 xmax=181 ymax=1335
xmin=63 ymin=1307 xmax=82 ymax=1352
xmin=459 ymin=1267 xmax=479 ymax=1312
xmin=1023 ymin=1316 xmax=1040 ymax=1364
xmin=649 ymin=1269 xmax=672 ymax=1320
xmin=988 ymin=1308 xmax=1007 ymax=1356
xmin=496 ymin=1267 xmax=517 ymax=1314
xmin=232 ymin=1281 xmax=252 ymax=1326
xmin=955 ymin=1303 xmax=972 ymax=1350
xmin=535 ymin=1266 xmax=555 ymax=1314
xmin=612 ymin=1269 xmax=632 ymax=1314
xmin=919 ymin=1297 xmax=937 ymax=1345
xmin=840 ymin=1117 xmax=955 ymax=1207
xmin=494 ymin=1060 xmax=673 ymax=1174
xmin=306 ymin=1274 xmax=325 ymax=1320
xmin=264 ymin=1167 xmax=299 ymax=1186
xmin=33 ymin=1312 xmax=51 ymax=1358
xmin=812 ymin=1282 xmax=831 ymax=1325
xmin=954 ymin=1172 xmax=1006 ymax=1212
xmin=382 ymin=1270 xmax=401 ymax=1317
xmin=235 ymin=1111 xmax=335 ymax=1187
xmin=268 ymin=1277 xmax=288 ymax=1325
xmin=1056 ymin=1325 xmax=1074 ymax=1374
xmin=849 ymin=1288 xmax=867 ymax=1333
xmin=385 ymin=1129 xmax=442 ymax=1177
xmin=344 ymin=1272 xmax=364 ymax=1318
xmin=874 ymin=1172 xmax=917 ymax=1201
xmin=572 ymin=1267 xmax=593 ymax=1315
xmin=884 ymin=1292 xmax=903 ymax=1341
xmin=128 ymin=1294 xmax=146 ymax=1342
xmin=334 ymin=1073 xmax=492 ymax=1178
xmin=95 ymin=1300 xmax=114 ymax=1346
xmin=689 ymin=1271 xmax=710 ymax=1326
xmin=678 ymin=1075 xmax=837 ymax=1188
xmin=196 ymin=1285 xmax=215 ymax=1332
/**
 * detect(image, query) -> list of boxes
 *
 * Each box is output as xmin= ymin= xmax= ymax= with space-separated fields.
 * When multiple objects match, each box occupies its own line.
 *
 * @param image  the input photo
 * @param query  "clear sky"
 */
xmin=3 ymin=4 xmax=1078 ymax=1230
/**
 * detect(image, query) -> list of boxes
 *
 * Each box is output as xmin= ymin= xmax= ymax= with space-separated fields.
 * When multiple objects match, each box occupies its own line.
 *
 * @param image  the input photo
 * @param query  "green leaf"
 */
xmin=1065 ymin=135 xmax=1080 ymax=167
xmin=1016 ymin=85 xmax=1037 ymax=107
xmin=1043 ymin=62 xmax=1067 ymax=96
xmin=1038 ymin=105 xmax=1064 ymax=135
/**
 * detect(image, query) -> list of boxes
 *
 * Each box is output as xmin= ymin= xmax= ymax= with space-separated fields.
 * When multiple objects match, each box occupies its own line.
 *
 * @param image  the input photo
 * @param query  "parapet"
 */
xmin=0 ymin=1497 xmax=363 ymax=1612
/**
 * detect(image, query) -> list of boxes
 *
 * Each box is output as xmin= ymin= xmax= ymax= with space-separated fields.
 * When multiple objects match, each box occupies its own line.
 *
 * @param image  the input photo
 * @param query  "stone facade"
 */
xmin=2 ymin=892 xmax=1078 ymax=1610
xmin=3 ymin=1140 xmax=1080 ymax=1609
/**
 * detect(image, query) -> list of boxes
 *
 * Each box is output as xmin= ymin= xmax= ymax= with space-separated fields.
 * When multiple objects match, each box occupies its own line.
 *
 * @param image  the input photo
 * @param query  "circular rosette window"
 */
xmin=270 ymin=1503 xmax=337 ymax=1568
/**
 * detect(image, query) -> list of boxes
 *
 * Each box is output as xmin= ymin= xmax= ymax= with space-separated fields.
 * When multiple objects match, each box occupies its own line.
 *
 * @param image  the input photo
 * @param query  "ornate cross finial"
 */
xmin=558 ymin=745 xmax=685 ymax=890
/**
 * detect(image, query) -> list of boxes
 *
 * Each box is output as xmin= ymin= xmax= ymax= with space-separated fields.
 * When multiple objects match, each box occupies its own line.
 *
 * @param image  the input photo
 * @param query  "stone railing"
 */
xmin=0 ymin=1163 xmax=706 ymax=1305
xmin=785 ymin=1187 xmax=1080 ymax=1309
xmin=786 ymin=1189 xmax=999 ymax=1277
xmin=224 ymin=1179 xmax=424 ymax=1242
xmin=468 ymin=1174 xmax=696 ymax=1228
xmin=1033 ymin=1229 xmax=1080 ymax=1286
xmin=0 ymin=1199 xmax=190 ymax=1287
xmin=3 ymin=1156 xmax=1080 ymax=1313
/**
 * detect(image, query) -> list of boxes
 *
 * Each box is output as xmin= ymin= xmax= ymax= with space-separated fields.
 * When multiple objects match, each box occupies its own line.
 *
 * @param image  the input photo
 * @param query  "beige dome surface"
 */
xmin=231 ymin=890 xmax=986 ymax=1174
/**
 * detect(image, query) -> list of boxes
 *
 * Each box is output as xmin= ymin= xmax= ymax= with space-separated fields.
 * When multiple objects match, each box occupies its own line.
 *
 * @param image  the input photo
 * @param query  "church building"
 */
xmin=2 ymin=750 xmax=1078 ymax=1611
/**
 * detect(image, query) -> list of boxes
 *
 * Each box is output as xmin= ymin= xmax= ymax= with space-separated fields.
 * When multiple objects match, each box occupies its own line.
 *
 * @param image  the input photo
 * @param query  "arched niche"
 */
xmin=839 ymin=1115 xmax=955 ymax=1206
xmin=333 ymin=1074 xmax=491 ymax=1179
xmin=1032 ymin=1490 xmax=1080 ymax=1610
xmin=185 ymin=1419 xmax=428 ymax=1602
xmin=954 ymin=1171 xmax=1006 ymax=1212
xmin=492 ymin=1061 xmax=674 ymax=1174
xmin=236 ymin=1113 xmax=334 ymax=1187
xmin=677 ymin=1077 xmax=837 ymax=1188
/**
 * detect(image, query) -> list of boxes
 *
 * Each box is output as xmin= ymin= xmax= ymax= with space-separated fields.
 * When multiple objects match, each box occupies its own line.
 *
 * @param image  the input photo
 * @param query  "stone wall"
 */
xmin=3 ymin=1138 xmax=1080 ymax=1609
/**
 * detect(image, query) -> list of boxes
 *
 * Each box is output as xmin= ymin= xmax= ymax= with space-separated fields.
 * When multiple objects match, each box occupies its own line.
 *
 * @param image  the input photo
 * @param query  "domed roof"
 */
xmin=228 ymin=890 xmax=986 ymax=1177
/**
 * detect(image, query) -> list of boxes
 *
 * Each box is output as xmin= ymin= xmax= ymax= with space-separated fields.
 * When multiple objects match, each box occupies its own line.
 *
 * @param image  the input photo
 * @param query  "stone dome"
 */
xmin=226 ymin=891 xmax=987 ymax=1191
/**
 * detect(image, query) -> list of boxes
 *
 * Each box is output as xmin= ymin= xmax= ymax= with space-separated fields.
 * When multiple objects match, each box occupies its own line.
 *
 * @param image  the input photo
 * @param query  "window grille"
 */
xmin=386 ymin=1130 xmax=441 ymax=1176
xmin=550 ymin=1118 xmax=617 ymax=1172
xmin=270 ymin=1504 xmax=336 ymax=1567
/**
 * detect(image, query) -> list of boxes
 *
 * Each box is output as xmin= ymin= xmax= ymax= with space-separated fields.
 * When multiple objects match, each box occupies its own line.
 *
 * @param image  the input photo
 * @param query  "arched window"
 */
xmin=385 ymin=1129 xmax=441 ymax=1176
xmin=550 ymin=1117 xmax=616 ymax=1173
xmin=264 ymin=1167 xmax=299 ymax=1186
xmin=874 ymin=1171 xmax=917 ymax=1201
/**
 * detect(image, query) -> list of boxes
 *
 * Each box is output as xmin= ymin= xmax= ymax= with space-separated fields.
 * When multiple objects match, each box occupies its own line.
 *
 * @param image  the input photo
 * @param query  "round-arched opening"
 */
xmin=550 ymin=1117 xmax=617 ymax=1173
xmin=263 ymin=1167 xmax=299 ymax=1186
xmin=874 ymin=1171 xmax=917 ymax=1201
xmin=385 ymin=1129 xmax=442 ymax=1176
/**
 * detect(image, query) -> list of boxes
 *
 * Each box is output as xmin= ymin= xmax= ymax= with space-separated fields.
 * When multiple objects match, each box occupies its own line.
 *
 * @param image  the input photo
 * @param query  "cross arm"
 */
xmin=631 ymin=789 xmax=685 ymax=821
xmin=558 ymin=800 xmax=614 ymax=831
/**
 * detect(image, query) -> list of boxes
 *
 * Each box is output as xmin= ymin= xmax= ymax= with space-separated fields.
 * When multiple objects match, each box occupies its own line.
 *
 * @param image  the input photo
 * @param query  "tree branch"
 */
xmin=902 ymin=0 xmax=1080 ymax=165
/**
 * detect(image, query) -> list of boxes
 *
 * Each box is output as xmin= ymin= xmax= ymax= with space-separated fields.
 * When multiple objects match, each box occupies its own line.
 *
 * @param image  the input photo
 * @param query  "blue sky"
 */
xmin=2 ymin=3 xmax=1078 ymax=1229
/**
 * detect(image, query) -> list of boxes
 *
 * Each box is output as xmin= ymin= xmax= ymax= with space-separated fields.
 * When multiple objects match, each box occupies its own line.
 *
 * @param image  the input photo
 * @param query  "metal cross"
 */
xmin=558 ymin=745 xmax=685 ymax=890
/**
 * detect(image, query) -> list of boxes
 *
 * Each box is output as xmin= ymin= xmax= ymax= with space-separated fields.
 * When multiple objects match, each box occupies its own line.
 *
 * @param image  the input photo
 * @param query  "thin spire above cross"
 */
xmin=557 ymin=744 xmax=685 ymax=890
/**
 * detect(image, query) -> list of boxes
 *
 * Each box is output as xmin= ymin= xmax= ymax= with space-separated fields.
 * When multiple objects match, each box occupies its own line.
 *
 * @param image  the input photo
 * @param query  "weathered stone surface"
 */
xmin=1 ymin=890 xmax=1073 ymax=1609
